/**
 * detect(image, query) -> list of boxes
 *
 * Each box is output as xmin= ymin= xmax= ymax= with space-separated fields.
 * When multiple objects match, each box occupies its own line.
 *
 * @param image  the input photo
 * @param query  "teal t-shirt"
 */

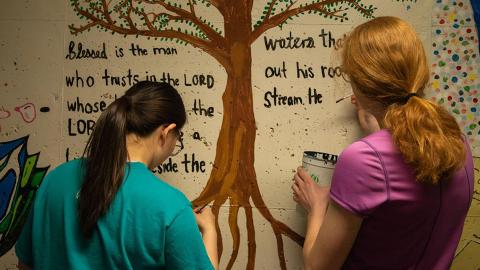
xmin=15 ymin=159 xmax=214 ymax=270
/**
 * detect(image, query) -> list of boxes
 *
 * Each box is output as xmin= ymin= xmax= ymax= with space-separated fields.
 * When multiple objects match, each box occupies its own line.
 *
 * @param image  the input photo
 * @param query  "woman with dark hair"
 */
xmin=293 ymin=17 xmax=474 ymax=269
xmin=16 ymin=81 xmax=218 ymax=270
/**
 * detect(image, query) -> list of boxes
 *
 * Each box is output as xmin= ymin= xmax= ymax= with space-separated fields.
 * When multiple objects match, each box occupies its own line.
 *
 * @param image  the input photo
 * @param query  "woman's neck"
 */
xmin=126 ymin=134 xmax=154 ymax=169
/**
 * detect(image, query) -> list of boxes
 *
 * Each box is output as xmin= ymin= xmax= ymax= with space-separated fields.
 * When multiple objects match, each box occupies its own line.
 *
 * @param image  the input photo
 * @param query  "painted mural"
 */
xmin=0 ymin=0 xmax=479 ymax=269
xmin=429 ymin=0 xmax=480 ymax=155
xmin=429 ymin=2 xmax=480 ymax=268
xmin=67 ymin=0 xmax=417 ymax=269
xmin=0 ymin=137 xmax=49 ymax=256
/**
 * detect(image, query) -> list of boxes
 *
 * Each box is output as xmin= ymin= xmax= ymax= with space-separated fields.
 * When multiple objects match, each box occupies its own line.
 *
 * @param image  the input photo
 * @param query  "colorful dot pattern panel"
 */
xmin=429 ymin=0 xmax=480 ymax=153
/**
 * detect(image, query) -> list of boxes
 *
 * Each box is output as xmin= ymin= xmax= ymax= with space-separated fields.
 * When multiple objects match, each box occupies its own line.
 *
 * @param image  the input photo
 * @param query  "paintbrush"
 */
xmin=335 ymin=94 xmax=353 ymax=103
xmin=194 ymin=203 xmax=210 ymax=213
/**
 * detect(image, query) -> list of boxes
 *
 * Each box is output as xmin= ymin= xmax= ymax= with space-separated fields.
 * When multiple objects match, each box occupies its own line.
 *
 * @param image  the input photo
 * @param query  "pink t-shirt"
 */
xmin=330 ymin=130 xmax=474 ymax=270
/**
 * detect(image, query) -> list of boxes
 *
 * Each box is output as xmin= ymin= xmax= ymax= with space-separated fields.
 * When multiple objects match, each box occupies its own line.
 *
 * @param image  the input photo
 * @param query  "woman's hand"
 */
xmin=193 ymin=206 xmax=219 ymax=270
xmin=194 ymin=206 xmax=216 ymax=234
xmin=292 ymin=167 xmax=330 ymax=214
xmin=351 ymin=95 xmax=380 ymax=135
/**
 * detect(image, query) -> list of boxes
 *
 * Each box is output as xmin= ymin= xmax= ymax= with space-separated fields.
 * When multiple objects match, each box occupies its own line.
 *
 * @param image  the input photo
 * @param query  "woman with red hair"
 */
xmin=293 ymin=16 xmax=474 ymax=270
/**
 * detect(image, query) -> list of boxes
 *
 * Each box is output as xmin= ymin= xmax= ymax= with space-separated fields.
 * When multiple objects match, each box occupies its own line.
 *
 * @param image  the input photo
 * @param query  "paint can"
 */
xmin=302 ymin=151 xmax=338 ymax=186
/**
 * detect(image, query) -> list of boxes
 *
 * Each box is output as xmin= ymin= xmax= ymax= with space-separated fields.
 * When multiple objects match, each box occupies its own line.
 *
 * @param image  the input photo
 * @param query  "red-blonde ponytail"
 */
xmin=342 ymin=16 xmax=466 ymax=184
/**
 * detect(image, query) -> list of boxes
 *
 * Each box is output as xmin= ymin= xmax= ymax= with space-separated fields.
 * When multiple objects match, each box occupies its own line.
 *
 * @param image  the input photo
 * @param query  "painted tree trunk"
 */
xmin=192 ymin=3 xmax=303 ymax=269
xmin=191 ymin=3 xmax=261 ymax=269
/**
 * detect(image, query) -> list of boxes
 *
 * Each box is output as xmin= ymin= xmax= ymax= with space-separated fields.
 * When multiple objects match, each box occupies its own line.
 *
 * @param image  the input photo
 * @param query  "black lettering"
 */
xmin=192 ymin=99 xmax=214 ymax=117
xmin=319 ymin=29 xmax=336 ymax=48
xmin=65 ymin=41 xmax=108 ymax=60
xmin=320 ymin=65 xmax=343 ymax=79
xmin=66 ymin=97 xmax=108 ymax=114
xmin=115 ymin=46 xmax=124 ymax=58
xmin=65 ymin=70 xmax=95 ymax=88
xmin=67 ymin=99 xmax=77 ymax=112
xmin=265 ymin=61 xmax=287 ymax=78
xmin=68 ymin=118 xmax=76 ymax=136
xmin=102 ymin=69 xmax=139 ymax=87
xmin=128 ymin=43 xmax=148 ymax=56
xmin=183 ymin=74 xmax=214 ymax=89
xmin=264 ymin=32 xmax=315 ymax=51
xmin=181 ymin=153 xmax=206 ymax=173
xmin=264 ymin=87 xmax=303 ymax=108
xmin=100 ymin=101 xmax=106 ymax=111
xmin=160 ymin=72 xmax=180 ymax=86
xmin=154 ymin=158 xmax=179 ymax=174
xmin=308 ymin=88 xmax=323 ymax=104
xmin=296 ymin=62 xmax=315 ymax=79
xmin=67 ymin=118 xmax=96 ymax=136
xmin=153 ymin=47 xmax=178 ymax=55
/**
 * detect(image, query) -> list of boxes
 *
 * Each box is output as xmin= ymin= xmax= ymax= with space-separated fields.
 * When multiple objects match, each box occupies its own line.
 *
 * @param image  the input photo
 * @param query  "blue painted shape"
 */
xmin=471 ymin=0 xmax=480 ymax=51
xmin=0 ymin=137 xmax=26 ymax=160
xmin=0 ymin=169 xmax=16 ymax=220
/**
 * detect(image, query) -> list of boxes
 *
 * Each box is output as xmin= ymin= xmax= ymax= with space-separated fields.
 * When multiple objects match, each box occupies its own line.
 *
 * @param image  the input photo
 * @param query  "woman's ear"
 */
xmin=163 ymin=123 xmax=177 ymax=137
xmin=156 ymin=123 xmax=177 ymax=146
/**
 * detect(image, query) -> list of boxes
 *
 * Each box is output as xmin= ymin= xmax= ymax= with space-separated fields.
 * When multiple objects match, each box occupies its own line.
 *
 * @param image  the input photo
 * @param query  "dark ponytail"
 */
xmin=79 ymin=81 xmax=186 ymax=237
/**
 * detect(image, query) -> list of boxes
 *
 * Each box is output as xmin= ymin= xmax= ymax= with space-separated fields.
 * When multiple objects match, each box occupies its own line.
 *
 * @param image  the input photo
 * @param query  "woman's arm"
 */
xmin=165 ymin=206 xmax=218 ymax=270
xmin=304 ymin=201 xmax=362 ymax=270
xmin=194 ymin=207 xmax=219 ymax=270
xmin=200 ymin=228 xmax=218 ymax=270
xmin=293 ymin=167 xmax=363 ymax=270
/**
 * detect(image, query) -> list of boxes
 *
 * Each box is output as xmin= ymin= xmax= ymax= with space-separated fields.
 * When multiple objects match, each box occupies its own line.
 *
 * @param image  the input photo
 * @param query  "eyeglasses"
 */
xmin=171 ymin=130 xmax=184 ymax=156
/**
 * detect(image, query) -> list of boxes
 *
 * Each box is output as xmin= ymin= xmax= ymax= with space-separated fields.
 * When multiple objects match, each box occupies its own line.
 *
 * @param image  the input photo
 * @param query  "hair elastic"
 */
xmin=400 ymin=92 xmax=418 ymax=104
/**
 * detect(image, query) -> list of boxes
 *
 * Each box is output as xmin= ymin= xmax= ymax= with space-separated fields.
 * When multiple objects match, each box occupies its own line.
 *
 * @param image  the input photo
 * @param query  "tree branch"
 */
xmin=250 ymin=0 xmax=373 ymax=44
xmin=285 ymin=0 xmax=298 ymax=12
xmin=123 ymin=1 xmax=137 ymax=30
xmin=245 ymin=204 xmax=257 ymax=270
xmin=188 ymin=0 xmax=196 ymax=16
xmin=204 ymin=0 xmax=226 ymax=16
xmin=251 ymin=183 xmax=304 ymax=247
xmin=138 ymin=0 xmax=227 ymax=48
xmin=206 ymin=0 xmax=221 ymax=8
xmin=68 ymin=21 xmax=100 ymax=33
xmin=226 ymin=204 xmax=241 ymax=270
xmin=147 ymin=11 xmax=182 ymax=21
xmin=101 ymin=0 xmax=114 ymax=24
xmin=265 ymin=0 xmax=279 ymax=21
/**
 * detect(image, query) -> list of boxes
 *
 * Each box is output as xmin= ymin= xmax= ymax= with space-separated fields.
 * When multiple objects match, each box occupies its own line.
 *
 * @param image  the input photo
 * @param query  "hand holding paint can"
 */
xmin=302 ymin=151 xmax=338 ymax=186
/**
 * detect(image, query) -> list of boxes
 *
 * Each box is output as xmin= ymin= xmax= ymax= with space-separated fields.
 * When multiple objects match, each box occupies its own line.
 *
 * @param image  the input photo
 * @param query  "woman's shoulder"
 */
xmin=32 ymin=159 xmax=85 ymax=198
xmin=342 ymin=130 xmax=387 ymax=155
xmin=48 ymin=158 xmax=84 ymax=173
xmin=335 ymin=130 xmax=396 ymax=173
xmin=360 ymin=129 xmax=393 ymax=147
xmin=342 ymin=129 xmax=395 ymax=157
xmin=123 ymin=163 xmax=191 ymax=208
xmin=40 ymin=158 xmax=84 ymax=185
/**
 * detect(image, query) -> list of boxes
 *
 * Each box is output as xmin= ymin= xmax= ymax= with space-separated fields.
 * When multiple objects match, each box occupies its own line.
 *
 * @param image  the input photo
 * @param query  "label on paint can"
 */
xmin=302 ymin=151 xmax=338 ymax=186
